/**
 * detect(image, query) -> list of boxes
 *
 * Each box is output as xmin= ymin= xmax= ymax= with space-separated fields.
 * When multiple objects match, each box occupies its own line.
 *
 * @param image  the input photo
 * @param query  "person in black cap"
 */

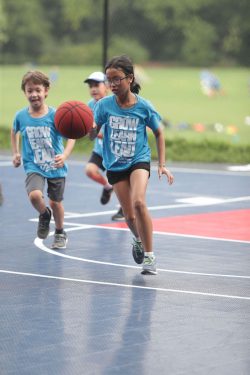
xmin=84 ymin=71 xmax=124 ymax=220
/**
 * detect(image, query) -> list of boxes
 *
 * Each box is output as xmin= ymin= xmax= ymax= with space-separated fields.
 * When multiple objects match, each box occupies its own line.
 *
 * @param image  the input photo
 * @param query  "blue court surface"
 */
xmin=0 ymin=153 xmax=250 ymax=375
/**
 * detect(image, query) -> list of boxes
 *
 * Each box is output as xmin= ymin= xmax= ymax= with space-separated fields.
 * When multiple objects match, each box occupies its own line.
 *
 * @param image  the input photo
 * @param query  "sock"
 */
xmin=145 ymin=252 xmax=154 ymax=257
xmin=55 ymin=228 xmax=64 ymax=234
xmin=104 ymin=184 xmax=112 ymax=190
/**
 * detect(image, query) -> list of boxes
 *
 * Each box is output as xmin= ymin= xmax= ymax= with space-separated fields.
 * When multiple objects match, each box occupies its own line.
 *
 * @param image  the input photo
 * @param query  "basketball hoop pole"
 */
xmin=102 ymin=0 xmax=109 ymax=70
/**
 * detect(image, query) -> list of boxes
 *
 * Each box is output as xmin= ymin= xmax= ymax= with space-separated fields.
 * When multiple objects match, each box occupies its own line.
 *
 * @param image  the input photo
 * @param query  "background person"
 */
xmin=84 ymin=71 xmax=124 ymax=221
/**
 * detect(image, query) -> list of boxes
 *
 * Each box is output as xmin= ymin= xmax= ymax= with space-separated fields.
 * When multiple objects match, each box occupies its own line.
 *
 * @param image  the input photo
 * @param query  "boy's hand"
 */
xmin=158 ymin=166 xmax=174 ymax=185
xmin=89 ymin=126 xmax=98 ymax=140
xmin=54 ymin=154 xmax=66 ymax=168
xmin=12 ymin=153 xmax=21 ymax=168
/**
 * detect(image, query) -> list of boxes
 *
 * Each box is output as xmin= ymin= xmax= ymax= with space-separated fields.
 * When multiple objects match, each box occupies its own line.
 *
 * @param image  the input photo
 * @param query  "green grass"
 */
xmin=1 ymin=65 xmax=250 ymax=162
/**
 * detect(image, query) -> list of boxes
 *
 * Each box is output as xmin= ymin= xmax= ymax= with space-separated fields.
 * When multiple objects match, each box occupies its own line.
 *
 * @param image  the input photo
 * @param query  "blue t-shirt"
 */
xmin=94 ymin=94 xmax=161 ymax=171
xmin=13 ymin=106 xmax=68 ymax=178
xmin=88 ymin=99 xmax=103 ymax=157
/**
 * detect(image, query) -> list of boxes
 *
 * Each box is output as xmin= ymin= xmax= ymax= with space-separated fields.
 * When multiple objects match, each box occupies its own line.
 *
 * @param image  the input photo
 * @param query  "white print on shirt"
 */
xmin=109 ymin=116 xmax=139 ymax=158
xmin=26 ymin=126 xmax=56 ymax=172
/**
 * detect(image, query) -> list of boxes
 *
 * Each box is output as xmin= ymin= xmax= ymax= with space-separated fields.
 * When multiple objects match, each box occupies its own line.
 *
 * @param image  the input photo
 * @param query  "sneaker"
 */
xmin=111 ymin=207 xmax=125 ymax=221
xmin=51 ymin=231 xmax=68 ymax=249
xmin=100 ymin=187 xmax=113 ymax=205
xmin=141 ymin=255 xmax=157 ymax=275
xmin=132 ymin=237 xmax=144 ymax=264
xmin=37 ymin=207 xmax=51 ymax=239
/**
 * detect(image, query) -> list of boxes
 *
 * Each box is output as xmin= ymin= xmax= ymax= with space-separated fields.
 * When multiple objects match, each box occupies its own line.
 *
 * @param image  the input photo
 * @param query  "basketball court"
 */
xmin=1 ymin=153 xmax=250 ymax=374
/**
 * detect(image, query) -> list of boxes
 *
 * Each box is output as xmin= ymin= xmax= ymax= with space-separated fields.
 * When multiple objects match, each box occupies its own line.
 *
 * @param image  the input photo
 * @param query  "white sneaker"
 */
xmin=141 ymin=255 xmax=157 ymax=275
xmin=51 ymin=231 xmax=68 ymax=249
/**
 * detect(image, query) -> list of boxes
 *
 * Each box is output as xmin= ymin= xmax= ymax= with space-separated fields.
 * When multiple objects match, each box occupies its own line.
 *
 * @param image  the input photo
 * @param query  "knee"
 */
xmin=133 ymin=199 xmax=146 ymax=214
xmin=85 ymin=164 xmax=95 ymax=178
xmin=29 ymin=190 xmax=42 ymax=205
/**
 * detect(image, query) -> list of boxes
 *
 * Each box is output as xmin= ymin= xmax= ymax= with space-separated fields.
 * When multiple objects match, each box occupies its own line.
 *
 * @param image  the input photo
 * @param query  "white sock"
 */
xmin=145 ymin=252 xmax=154 ymax=257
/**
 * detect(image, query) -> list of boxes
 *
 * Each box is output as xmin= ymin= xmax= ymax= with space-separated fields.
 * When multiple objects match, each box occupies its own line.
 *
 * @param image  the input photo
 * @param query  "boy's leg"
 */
xmin=25 ymin=173 xmax=51 ymax=239
xmin=86 ymin=152 xmax=113 ymax=204
xmin=47 ymin=178 xmax=67 ymax=249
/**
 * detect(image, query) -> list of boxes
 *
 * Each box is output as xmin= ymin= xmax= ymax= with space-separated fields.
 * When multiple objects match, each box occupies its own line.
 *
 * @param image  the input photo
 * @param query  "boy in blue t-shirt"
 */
xmin=84 ymin=71 xmax=124 ymax=221
xmin=11 ymin=70 xmax=75 ymax=248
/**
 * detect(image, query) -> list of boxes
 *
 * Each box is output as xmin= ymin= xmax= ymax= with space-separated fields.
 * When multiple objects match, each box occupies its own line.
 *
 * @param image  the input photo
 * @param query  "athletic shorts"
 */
xmin=107 ymin=162 xmax=150 ymax=185
xmin=88 ymin=151 xmax=105 ymax=172
xmin=25 ymin=173 xmax=65 ymax=202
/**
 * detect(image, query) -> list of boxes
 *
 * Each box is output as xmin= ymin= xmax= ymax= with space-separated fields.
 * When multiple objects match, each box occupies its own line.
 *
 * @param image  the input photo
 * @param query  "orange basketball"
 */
xmin=54 ymin=100 xmax=93 ymax=139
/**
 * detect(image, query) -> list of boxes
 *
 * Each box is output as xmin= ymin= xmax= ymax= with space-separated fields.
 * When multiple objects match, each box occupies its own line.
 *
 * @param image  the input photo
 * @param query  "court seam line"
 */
xmin=1 ymin=270 xmax=250 ymax=301
xmin=34 ymin=237 xmax=250 ymax=280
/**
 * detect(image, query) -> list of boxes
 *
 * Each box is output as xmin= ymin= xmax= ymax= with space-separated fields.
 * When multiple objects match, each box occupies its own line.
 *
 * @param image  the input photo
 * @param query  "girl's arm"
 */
xmin=10 ymin=129 xmax=21 ymax=167
xmin=54 ymin=139 xmax=76 ymax=168
xmin=154 ymin=127 xmax=174 ymax=185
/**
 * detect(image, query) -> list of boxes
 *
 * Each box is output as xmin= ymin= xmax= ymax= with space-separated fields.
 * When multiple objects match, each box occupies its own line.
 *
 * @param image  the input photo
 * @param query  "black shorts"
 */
xmin=107 ymin=162 xmax=150 ymax=185
xmin=88 ymin=151 xmax=105 ymax=171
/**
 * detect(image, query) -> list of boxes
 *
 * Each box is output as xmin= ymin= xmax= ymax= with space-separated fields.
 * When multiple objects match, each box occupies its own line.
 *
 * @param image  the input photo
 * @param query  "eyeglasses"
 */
xmin=106 ymin=76 xmax=128 ymax=86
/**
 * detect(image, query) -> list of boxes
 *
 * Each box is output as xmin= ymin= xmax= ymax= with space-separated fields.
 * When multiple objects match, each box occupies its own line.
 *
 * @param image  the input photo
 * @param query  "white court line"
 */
xmin=34 ymin=237 xmax=250 ymax=279
xmin=37 ymin=221 xmax=250 ymax=245
xmin=1 ymin=269 xmax=250 ymax=301
xmin=28 ymin=195 xmax=250 ymax=220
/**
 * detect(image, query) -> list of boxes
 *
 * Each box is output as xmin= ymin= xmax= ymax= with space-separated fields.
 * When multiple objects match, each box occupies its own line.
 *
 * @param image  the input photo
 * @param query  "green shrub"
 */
xmin=2 ymin=127 xmax=249 ymax=164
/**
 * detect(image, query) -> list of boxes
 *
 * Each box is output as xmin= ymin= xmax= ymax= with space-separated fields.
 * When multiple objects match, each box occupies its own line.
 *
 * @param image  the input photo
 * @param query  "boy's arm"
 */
xmin=54 ymin=139 xmax=76 ymax=168
xmin=89 ymin=122 xmax=101 ymax=140
xmin=11 ymin=129 xmax=21 ymax=167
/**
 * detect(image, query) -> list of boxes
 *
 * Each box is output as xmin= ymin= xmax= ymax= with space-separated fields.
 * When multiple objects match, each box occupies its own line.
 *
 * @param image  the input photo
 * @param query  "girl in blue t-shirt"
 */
xmin=11 ymin=70 xmax=75 ymax=248
xmin=90 ymin=55 xmax=174 ymax=275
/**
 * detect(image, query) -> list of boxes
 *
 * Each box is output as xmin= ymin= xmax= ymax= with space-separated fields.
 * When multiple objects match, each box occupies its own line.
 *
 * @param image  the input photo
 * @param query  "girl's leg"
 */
xmin=113 ymin=179 xmax=139 ymax=239
xmin=129 ymin=169 xmax=152 ymax=253
xmin=113 ymin=169 xmax=152 ymax=252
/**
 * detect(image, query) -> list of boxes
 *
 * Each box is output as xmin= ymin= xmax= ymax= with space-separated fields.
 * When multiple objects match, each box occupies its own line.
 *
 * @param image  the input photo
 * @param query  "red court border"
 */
xmin=100 ymin=209 xmax=250 ymax=242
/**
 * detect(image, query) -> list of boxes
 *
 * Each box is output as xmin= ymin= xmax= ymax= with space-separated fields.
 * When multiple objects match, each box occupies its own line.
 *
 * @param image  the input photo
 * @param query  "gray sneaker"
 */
xmin=51 ymin=231 xmax=68 ymax=249
xmin=132 ymin=237 xmax=144 ymax=264
xmin=111 ymin=207 xmax=125 ymax=221
xmin=37 ymin=207 xmax=51 ymax=239
xmin=141 ymin=255 xmax=157 ymax=275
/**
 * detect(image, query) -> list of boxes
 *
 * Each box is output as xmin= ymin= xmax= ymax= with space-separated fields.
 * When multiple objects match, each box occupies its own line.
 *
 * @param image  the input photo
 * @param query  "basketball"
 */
xmin=54 ymin=100 xmax=93 ymax=139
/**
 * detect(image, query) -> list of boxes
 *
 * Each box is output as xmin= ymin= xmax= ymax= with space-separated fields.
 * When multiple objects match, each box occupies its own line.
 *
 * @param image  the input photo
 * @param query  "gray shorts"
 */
xmin=25 ymin=173 xmax=65 ymax=202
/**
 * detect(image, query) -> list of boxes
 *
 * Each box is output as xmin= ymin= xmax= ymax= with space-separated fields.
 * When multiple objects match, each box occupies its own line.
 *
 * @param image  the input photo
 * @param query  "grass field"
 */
xmin=1 ymin=65 xmax=250 ymax=146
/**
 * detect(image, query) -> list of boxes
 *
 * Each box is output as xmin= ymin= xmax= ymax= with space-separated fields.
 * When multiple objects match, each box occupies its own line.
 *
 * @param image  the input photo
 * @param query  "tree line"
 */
xmin=0 ymin=0 xmax=249 ymax=66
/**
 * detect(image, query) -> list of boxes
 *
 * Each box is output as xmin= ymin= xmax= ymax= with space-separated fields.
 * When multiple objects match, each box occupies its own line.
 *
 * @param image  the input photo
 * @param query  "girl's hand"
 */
xmin=54 ymin=154 xmax=66 ymax=168
xmin=158 ymin=166 xmax=174 ymax=185
xmin=12 ymin=153 xmax=21 ymax=168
